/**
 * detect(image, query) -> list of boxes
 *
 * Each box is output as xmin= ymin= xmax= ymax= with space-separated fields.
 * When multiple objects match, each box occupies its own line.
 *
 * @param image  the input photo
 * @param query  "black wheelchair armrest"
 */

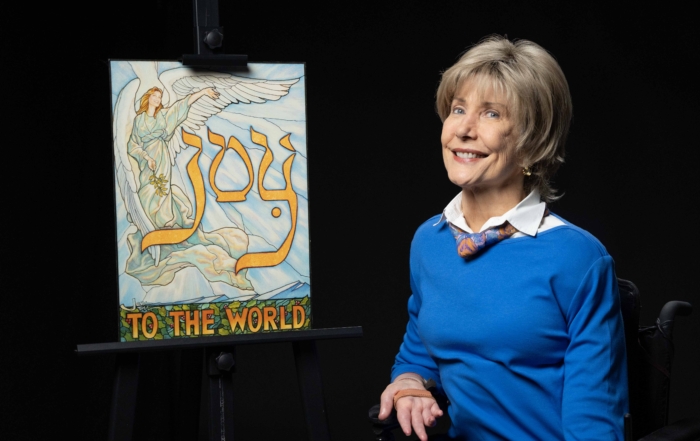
xmin=637 ymin=417 xmax=700 ymax=441
xmin=369 ymin=404 xmax=401 ymax=440
xmin=657 ymin=301 xmax=693 ymax=338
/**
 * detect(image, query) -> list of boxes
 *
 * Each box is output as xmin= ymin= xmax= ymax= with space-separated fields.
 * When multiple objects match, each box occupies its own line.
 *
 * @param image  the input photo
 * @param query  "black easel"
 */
xmin=76 ymin=1 xmax=363 ymax=439
xmin=76 ymin=328 xmax=362 ymax=440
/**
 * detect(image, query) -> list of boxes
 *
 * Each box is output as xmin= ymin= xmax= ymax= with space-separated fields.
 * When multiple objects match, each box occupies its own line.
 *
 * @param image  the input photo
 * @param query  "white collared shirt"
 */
xmin=435 ymin=189 xmax=564 ymax=238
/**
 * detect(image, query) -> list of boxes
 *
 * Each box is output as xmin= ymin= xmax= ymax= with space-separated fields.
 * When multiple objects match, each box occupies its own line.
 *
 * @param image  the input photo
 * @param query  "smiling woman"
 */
xmin=377 ymin=35 xmax=629 ymax=441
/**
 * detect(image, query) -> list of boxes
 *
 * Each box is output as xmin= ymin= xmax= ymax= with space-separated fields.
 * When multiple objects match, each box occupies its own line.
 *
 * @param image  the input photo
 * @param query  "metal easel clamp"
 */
xmin=215 ymin=351 xmax=235 ymax=372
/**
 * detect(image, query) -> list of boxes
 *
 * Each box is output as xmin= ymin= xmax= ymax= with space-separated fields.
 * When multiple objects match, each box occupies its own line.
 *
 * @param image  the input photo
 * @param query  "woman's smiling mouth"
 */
xmin=454 ymin=151 xmax=487 ymax=159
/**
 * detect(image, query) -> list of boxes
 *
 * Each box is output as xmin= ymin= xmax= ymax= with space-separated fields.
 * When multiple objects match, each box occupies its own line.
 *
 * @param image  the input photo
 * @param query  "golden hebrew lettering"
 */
xmin=235 ymin=128 xmax=298 ymax=274
xmin=141 ymin=129 xmax=206 ymax=251
xmin=207 ymin=128 xmax=254 ymax=202
xmin=139 ymin=126 xmax=298 ymax=273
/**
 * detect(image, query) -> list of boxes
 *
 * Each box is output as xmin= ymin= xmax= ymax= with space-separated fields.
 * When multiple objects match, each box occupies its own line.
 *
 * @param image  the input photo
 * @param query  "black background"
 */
xmin=4 ymin=1 xmax=699 ymax=440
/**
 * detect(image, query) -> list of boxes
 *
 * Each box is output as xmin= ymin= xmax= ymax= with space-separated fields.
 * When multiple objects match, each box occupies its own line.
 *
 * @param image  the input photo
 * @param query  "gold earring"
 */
xmin=522 ymin=167 xmax=532 ymax=176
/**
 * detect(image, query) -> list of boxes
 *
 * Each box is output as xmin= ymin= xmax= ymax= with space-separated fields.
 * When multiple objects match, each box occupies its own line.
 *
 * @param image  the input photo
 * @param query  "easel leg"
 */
xmin=199 ymin=347 xmax=236 ymax=441
xmin=108 ymin=353 xmax=140 ymax=441
xmin=293 ymin=340 xmax=331 ymax=441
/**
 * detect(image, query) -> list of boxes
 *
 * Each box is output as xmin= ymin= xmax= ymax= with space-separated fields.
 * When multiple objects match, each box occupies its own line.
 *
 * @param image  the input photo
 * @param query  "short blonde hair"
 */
xmin=436 ymin=35 xmax=572 ymax=202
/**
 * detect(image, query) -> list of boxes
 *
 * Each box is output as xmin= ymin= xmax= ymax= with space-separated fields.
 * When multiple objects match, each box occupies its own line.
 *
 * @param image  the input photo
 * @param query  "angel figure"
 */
xmin=112 ymin=61 xmax=300 ymax=302
xmin=128 ymin=86 xmax=218 ymax=231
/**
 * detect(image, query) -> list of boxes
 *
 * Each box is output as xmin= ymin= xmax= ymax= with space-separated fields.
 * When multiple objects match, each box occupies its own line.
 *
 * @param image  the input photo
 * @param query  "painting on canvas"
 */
xmin=109 ymin=60 xmax=310 ymax=341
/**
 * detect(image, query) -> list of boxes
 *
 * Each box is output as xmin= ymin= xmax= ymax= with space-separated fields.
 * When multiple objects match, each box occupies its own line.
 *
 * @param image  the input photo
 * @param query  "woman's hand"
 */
xmin=146 ymin=156 xmax=156 ymax=171
xmin=378 ymin=375 xmax=443 ymax=441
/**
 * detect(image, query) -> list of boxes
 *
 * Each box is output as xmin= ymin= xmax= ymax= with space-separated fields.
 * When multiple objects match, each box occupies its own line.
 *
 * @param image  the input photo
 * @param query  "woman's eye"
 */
xmin=452 ymin=107 xmax=465 ymax=114
xmin=485 ymin=111 xmax=500 ymax=118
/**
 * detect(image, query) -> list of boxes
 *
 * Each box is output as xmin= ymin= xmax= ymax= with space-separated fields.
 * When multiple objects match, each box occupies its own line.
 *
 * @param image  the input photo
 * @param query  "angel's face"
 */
xmin=149 ymin=91 xmax=162 ymax=108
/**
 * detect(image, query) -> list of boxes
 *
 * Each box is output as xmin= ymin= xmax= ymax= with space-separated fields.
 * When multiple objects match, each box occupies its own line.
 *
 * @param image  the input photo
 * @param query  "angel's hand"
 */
xmin=146 ymin=157 xmax=156 ymax=171
xmin=204 ymin=87 xmax=219 ymax=99
xmin=188 ymin=87 xmax=220 ymax=106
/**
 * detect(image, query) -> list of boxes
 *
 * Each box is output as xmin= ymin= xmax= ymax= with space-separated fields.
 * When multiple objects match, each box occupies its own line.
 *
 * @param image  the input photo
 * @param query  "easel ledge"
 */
xmin=75 ymin=326 xmax=363 ymax=355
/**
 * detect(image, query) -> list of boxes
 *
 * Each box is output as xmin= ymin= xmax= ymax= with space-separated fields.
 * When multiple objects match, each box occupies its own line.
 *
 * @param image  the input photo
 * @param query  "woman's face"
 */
xmin=148 ymin=91 xmax=162 ymax=108
xmin=441 ymin=80 xmax=523 ymax=196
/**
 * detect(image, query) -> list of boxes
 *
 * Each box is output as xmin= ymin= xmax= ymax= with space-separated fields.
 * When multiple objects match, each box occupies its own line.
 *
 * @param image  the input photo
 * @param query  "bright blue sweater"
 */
xmin=391 ymin=214 xmax=629 ymax=440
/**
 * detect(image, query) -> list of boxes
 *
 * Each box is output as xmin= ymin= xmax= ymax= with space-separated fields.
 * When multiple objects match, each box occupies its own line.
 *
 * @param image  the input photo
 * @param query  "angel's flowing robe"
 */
xmin=123 ymin=98 xmax=253 ymax=294
xmin=128 ymin=98 xmax=192 ymax=229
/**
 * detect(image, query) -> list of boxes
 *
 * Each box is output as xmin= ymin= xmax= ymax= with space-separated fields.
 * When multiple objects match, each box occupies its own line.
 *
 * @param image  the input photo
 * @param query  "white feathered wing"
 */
xmin=158 ymin=67 xmax=300 ymax=165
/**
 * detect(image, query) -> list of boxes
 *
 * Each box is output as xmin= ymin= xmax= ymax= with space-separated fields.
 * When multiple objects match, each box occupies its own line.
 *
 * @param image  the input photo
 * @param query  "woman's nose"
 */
xmin=454 ymin=114 xmax=477 ymax=139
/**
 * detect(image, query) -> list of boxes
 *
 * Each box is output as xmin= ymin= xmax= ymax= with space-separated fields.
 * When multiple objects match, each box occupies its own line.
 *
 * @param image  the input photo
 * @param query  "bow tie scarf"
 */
xmin=448 ymin=209 xmax=549 ymax=258
xmin=448 ymin=222 xmax=518 ymax=258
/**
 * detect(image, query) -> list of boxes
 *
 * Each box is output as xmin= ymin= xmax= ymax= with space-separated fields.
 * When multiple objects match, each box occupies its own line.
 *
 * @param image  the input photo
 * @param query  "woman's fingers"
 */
xmin=394 ymin=397 xmax=437 ymax=441
xmin=395 ymin=399 xmax=415 ymax=436
xmin=422 ymin=402 xmax=436 ymax=427
xmin=378 ymin=389 xmax=395 ymax=420
xmin=431 ymin=400 xmax=444 ymax=418
xmin=411 ymin=402 xmax=430 ymax=441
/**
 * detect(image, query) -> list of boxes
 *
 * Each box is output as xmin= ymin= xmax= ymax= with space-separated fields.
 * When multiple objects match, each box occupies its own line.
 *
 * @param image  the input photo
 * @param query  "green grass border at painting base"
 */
xmin=119 ymin=297 xmax=311 ymax=342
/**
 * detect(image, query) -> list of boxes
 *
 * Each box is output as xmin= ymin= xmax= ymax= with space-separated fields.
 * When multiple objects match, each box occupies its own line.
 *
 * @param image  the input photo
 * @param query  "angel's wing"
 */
xmin=159 ymin=68 xmax=300 ymax=165
xmin=112 ymin=77 xmax=160 ymax=264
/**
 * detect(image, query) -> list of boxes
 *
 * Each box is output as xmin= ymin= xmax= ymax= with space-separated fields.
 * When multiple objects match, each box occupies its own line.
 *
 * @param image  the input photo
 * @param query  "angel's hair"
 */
xmin=435 ymin=35 xmax=572 ymax=203
xmin=137 ymin=87 xmax=164 ymax=116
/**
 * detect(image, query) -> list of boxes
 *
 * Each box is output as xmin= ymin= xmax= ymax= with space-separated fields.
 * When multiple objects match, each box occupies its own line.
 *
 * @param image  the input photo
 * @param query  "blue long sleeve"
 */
xmin=391 ymin=270 xmax=443 ymax=392
xmin=562 ymin=256 xmax=628 ymax=440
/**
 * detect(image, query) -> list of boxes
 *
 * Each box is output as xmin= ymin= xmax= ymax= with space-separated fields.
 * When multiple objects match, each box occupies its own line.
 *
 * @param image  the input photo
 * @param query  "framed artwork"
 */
xmin=109 ymin=60 xmax=310 ymax=341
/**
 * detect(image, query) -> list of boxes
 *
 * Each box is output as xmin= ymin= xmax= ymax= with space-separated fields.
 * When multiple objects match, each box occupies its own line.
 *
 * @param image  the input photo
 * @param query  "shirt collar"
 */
xmin=434 ymin=189 xmax=546 ymax=237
